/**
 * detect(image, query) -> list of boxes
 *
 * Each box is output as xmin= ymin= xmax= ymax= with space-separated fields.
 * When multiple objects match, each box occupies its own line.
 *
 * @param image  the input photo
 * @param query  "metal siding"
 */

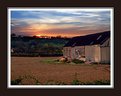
xmin=72 ymin=46 xmax=85 ymax=59
xmin=63 ymin=45 xmax=110 ymax=63
xmin=71 ymin=47 xmax=76 ymax=59
xmin=85 ymin=45 xmax=100 ymax=63
xmin=63 ymin=47 xmax=70 ymax=58
xmin=101 ymin=47 xmax=110 ymax=63
xmin=85 ymin=46 xmax=95 ymax=62
xmin=94 ymin=45 xmax=101 ymax=63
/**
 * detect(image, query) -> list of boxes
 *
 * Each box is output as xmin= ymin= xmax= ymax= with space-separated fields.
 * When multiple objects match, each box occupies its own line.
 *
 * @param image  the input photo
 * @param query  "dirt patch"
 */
xmin=11 ymin=57 xmax=110 ymax=85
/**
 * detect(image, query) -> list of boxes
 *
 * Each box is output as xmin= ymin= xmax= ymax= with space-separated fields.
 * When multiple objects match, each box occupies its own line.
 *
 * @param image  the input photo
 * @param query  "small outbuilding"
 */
xmin=63 ymin=31 xmax=110 ymax=63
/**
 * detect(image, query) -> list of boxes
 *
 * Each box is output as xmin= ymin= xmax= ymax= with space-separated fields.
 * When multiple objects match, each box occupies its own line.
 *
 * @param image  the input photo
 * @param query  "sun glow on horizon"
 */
xmin=11 ymin=8 xmax=111 ymax=37
xmin=35 ymin=34 xmax=42 ymax=37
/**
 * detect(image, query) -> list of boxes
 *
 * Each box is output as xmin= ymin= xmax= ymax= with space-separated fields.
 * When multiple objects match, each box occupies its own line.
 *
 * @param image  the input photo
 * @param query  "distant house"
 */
xmin=63 ymin=31 xmax=110 ymax=63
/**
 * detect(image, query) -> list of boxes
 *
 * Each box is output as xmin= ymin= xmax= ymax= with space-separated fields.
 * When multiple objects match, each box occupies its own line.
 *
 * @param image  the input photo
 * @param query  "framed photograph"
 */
xmin=0 ymin=0 xmax=119 ymax=96
xmin=8 ymin=7 xmax=114 ymax=89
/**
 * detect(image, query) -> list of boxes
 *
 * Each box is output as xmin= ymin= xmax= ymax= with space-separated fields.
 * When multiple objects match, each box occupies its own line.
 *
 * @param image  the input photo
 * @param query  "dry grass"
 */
xmin=11 ymin=57 xmax=110 ymax=85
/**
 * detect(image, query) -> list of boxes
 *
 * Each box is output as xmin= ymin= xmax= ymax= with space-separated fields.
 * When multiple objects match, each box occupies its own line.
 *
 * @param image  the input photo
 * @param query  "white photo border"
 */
xmin=7 ymin=7 xmax=114 ymax=89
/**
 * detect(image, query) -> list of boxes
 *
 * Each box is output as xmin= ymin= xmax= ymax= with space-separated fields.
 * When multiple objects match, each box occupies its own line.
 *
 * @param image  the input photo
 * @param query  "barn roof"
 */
xmin=64 ymin=31 xmax=110 ymax=47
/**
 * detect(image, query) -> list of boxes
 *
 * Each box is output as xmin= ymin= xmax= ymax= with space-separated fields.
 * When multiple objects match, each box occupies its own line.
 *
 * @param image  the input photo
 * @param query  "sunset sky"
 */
xmin=10 ymin=8 xmax=111 ymax=37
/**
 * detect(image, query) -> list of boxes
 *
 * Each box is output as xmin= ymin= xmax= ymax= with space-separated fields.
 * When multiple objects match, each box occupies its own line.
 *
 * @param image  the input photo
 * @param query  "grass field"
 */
xmin=11 ymin=57 xmax=110 ymax=85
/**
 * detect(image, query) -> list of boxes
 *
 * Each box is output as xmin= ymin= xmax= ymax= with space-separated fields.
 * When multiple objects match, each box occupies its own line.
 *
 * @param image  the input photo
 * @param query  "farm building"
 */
xmin=63 ymin=31 xmax=110 ymax=63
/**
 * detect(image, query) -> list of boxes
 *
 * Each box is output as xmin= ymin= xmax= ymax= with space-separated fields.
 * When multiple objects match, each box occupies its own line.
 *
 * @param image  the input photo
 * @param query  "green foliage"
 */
xmin=11 ymin=75 xmax=40 ymax=85
xmin=46 ymin=80 xmax=66 ymax=85
xmin=40 ymin=58 xmax=67 ymax=64
xmin=71 ymin=72 xmax=80 ymax=85
xmin=71 ymin=79 xmax=80 ymax=85
xmin=91 ymin=62 xmax=99 ymax=64
xmin=44 ymin=79 xmax=110 ymax=85
xmin=11 ymin=74 xmax=110 ymax=85
xmin=72 ymin=59 xmax=85 ymax=64
xmin=41 ymin=58 xmax=57 ymax=64
xmin=11 ymin=36 xmax=70 ymax=56
xmin=71 ymin=80 xmax=110 ymax=85
xmin=93 ymin=80 xmax=110 ymax=85
xmin=11 ymin=76 xmax=22 ymax=85
xmin=23 ymin=75 xmax=41 ymax=85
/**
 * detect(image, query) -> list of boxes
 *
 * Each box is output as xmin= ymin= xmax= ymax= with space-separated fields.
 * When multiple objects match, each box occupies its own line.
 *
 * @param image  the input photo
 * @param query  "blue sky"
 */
xmin=11 ymin=9 xmax=111 ymax=37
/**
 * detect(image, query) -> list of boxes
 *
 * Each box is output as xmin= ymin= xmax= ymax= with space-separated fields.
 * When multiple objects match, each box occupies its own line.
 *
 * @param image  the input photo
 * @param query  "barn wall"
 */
xmin=63 ymin=47 xmax=67 ymax=57
xmin=63 ymin=46 xmax=85 ymax=60
xmin=100 ymin=46 xmax=110 ymax=63
xmin=94 ymin=45 xmax=101 ymax=63
xmin=71 ymin=46 xmax=85 ymax=60
xmin=63 ymin=42 xmax=110 ymax=63
xmin=70 ymin=47 xmax=75 ymax=59
xmin=63 ymin=47 xmax=72 ymax=59
xmin=100 ymin=39 xmax=110 ymax=63
xmin=85 ymin=45 xmax=101 ymax=63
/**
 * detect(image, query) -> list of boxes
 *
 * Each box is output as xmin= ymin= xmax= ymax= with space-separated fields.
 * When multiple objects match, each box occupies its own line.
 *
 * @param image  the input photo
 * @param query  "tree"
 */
xmin=11 ymin=33 xmax=16 ymax=37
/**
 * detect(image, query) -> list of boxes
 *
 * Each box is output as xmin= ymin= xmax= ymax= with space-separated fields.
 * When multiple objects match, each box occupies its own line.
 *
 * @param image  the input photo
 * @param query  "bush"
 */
xmin=11 ymin=76 xmax=22 ymax=85
xmin=93 ymin=80 xmax=110 ymax=85
xmin=71 ymin=79 xmax=80 ymax=85
xmin=46 ymin=80 xmax=66 ymax=85
xmin=71 ymin=80 xmax=110 ymax=85
xmin=11 ymin=75 xmax=40 ymax=85
xmin=91 ymin=62 xmax=99 ymax=64
xmin=72 ymin=59 xmax=85 ymax=64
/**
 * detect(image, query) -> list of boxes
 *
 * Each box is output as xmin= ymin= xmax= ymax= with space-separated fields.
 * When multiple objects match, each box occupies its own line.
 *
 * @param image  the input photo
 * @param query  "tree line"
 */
xmin=11 ymin=34 xmax=70 ymax=57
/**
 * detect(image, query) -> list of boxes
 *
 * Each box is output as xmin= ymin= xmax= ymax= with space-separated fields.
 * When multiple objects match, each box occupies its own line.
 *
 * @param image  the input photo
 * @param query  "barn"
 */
xmin=63 ymin=31 xmax=110 ymax=63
